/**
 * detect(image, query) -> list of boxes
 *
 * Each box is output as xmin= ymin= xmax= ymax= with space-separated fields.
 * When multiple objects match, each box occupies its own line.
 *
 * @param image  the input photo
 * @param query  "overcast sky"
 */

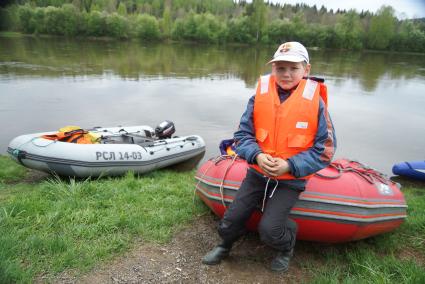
xmin=268 ymin=0 xmax=425 ymax=19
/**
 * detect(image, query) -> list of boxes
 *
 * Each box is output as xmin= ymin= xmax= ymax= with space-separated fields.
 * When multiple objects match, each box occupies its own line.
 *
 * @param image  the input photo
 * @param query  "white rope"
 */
xmin=261 ymin=177 xmax=278 ymax=212
xmin=261 ymin=177 xmax=271 ymax=212
xmin=218 ymin=154 xmax=238 ymax=207
xmin=193 ymin=156 xmax=222 ymax=204
xmin=193 ymin=154 xmax=239 ymax=208
xmin=269 ymin=179 xmax=279 ymax=198
xmin=31 ymin=137 xmax=56 ymax=147
xmin=12 ymin=137 xmax=54 ymax=158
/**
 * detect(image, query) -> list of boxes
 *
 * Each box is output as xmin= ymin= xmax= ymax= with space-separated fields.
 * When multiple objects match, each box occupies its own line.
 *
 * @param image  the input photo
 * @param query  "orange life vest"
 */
xmin=42 ymin=129 xmax=95 ymax=144
xmin=251 ymin=75 xmax=327 ymax=180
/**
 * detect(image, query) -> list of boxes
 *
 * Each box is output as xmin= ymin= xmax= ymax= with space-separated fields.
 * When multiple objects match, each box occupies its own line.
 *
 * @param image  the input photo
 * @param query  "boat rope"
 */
xmin=193 ymin=154 xmax=239 ymax=207
xmin=315 ymin=159 xmax=394 ymax=185
xmin=31 ymin=138 xmax=57 ymax=147
xmin=12 ymin=137 xmax=54 ymax=155
xmin=314 ymin=163 xmax=343 ymax=179
xmin=10 ymin=137 xmax=55 ymax=165
xmin=147 ymin=140 xmax=196 ymax=155
xmin=218 ymin=154 xmax=239 ymax=207
xmin=193 ymin=156 xmax=220 ymax=204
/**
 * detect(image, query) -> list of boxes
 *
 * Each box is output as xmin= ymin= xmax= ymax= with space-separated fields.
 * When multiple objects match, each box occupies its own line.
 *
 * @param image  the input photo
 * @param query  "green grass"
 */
xmin=0 ymin=31 xmax=24 ymax=38
xmin=302 ymin=186 xmax=425 ymax=283
xmin=1 ymin=155 xmax=424 ymax=283
xmin=0 ymin=155 xmax=27 ymax=183
xmin=0 ymin=156 xmax=208 ymax=283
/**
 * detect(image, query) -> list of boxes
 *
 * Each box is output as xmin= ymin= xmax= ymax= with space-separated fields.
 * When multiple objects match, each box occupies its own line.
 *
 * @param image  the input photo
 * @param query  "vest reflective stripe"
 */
xmin=259 ymin=74 xmax=271 ymax=94
xmin=251 ymin=76 xmax=324 ymax=180
xmin=302 ymin=79 xmax=318 ymax=100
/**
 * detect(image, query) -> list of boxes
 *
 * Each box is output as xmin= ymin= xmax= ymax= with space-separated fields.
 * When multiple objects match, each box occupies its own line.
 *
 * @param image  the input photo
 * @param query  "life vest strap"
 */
xmin=41 ymin=128 xmax=94 ymax=144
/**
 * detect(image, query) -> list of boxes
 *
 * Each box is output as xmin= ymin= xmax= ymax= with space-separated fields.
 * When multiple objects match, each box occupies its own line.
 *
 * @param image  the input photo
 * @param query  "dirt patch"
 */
xmin=46 ymin=213 xmax=313 ymax=283
xmin=398 ymin=246 xmax=425 ymax=266
xmin=21 ymin=169 xmax=51 ymax=184
xmin=2 ymin=169 xmax=50 ymax=185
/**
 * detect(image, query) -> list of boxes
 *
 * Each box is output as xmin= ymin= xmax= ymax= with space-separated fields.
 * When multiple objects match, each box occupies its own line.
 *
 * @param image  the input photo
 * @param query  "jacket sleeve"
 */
xmin=233 ymin=95 xmax=262 ymax=164
xmin=287 ymin=99 xmax=337 ymax=178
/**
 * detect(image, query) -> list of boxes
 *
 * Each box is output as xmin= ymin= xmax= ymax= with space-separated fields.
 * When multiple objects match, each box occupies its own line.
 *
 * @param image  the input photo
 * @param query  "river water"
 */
xmin=1 ymin=36 xmax=424 ymax=176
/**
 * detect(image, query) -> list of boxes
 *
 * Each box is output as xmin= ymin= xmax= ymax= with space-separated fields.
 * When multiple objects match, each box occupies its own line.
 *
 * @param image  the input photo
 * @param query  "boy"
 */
xmin=202 ymin=42 xmax=336 ymax=272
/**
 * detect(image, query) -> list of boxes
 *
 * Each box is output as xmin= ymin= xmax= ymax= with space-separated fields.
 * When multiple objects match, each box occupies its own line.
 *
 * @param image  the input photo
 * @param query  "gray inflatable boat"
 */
xmin=8 ymin=122 xmax=205 ymax=178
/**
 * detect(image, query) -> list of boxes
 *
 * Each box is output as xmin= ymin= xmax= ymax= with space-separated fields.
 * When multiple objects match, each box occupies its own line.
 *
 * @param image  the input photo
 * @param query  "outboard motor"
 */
xmin=155 ymin=120 xmax=175 ymax=139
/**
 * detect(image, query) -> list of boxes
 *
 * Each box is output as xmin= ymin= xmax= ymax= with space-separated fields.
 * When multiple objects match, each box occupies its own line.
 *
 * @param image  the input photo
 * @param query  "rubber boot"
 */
xmin=202 ymin=246 xmax=230 ymax=265
xmin=270 ymin=249 xmax=294 ymax=272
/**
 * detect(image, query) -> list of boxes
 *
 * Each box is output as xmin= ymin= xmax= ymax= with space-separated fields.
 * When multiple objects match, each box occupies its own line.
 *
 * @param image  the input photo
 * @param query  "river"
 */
xmin=1 ymin=36 xmax=424 ymax=176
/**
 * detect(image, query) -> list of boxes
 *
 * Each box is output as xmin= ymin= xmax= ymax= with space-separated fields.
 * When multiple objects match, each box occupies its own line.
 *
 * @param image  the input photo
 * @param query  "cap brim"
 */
xmin=267 ymin=55 xmax=306 ymax=64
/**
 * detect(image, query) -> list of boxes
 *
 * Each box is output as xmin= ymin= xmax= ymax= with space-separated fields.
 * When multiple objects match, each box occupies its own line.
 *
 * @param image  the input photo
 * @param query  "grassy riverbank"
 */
xmin=0 ymin=156 xmax=207 ymax=283
xmin=0 ymin=155 xmax=424 ymax=283
xmin=0 ymin=31 xmax=23 ymax=37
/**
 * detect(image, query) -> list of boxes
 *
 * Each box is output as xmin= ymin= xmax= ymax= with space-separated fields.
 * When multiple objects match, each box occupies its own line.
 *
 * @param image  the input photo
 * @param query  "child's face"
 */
xmin=272 ymin=61 xmax=311 ymax=90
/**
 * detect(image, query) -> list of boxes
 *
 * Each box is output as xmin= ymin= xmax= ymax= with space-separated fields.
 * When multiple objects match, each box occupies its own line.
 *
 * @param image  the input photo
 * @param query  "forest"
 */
xmin=0 ymin=0 xmax=424 ymax=52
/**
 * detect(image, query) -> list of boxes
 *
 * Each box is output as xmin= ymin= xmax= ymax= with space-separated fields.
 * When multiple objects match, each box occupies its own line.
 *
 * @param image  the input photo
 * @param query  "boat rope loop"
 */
xmin=218 ymin=154 xmax=239 ymax=207
xmin=193 ymin=157 xmax=218 ymax=204
xmin=12 ymin=137 xmax=55 ymax=149
xmin=148 ymin=140 xmax=196 ymax=155
xmin=31 ymin=137 xmax=56 ymax=147
xmin=315 ymin=159 xmax=393 ymax=185
xmin=193 ymin=155 xmax=239 ymax=207
xmin=10 ymin=137 xmax=48 ymax=165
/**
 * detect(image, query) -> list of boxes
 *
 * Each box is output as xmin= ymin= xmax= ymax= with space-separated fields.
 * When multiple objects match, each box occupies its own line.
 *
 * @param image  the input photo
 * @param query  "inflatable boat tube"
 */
xmin=8 ymin=125 xmax=205 ymax=178
xmin=195 ymin=156 xmax=407 ymax=243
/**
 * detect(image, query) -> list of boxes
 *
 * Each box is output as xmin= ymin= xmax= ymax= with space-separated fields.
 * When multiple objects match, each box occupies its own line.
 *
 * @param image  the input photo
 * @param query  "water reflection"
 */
xmin=0 ymin=36 xmax=273 ymax=87
xmin=2 ymin=36 xmax=424 ymax=88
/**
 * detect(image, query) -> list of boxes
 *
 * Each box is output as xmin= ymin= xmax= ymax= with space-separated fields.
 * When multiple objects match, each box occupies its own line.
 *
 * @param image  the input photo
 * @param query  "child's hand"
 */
xmin=256 ymin=154 xmax=291 ymax=177
xmin=256 ymin=153 xmax=277 ymax=176
xmin=270 ymin=158 xmax=291 ymax=176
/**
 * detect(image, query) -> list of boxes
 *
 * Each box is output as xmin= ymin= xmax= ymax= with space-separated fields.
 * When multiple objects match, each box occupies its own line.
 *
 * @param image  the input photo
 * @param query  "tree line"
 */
xmin=0 ymin=0 xmax=424 ymax=52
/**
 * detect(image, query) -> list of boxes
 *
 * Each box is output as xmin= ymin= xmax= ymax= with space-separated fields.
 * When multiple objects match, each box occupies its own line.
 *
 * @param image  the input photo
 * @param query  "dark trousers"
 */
xmin=218 ymin=169 xmax=302 ymax=252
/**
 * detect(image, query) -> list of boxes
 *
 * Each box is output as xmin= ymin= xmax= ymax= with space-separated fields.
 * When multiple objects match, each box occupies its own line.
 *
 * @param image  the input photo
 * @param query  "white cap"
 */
xmin=268 ymin=42 xmax=309 ymax=64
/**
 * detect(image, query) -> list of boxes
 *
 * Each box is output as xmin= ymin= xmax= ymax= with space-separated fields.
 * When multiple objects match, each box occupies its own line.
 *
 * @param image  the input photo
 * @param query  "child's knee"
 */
xmin=258 ymin=220 xmax=279 ymax=244
xmin=258 ymin=219 xmax=297 ymax=248
xmin=218 ymin=219 xmax=246 ymax=243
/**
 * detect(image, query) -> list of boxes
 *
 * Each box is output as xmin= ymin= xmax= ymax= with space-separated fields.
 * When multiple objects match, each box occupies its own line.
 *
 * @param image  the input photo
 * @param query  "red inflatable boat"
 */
xmin=195 ymin=156 xmax=407 ymax=243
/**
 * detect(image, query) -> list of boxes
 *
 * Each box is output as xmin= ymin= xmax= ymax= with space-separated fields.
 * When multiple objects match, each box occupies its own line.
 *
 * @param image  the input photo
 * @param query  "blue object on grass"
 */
xmin=392 ymin=161 xmax=425 ymax=181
